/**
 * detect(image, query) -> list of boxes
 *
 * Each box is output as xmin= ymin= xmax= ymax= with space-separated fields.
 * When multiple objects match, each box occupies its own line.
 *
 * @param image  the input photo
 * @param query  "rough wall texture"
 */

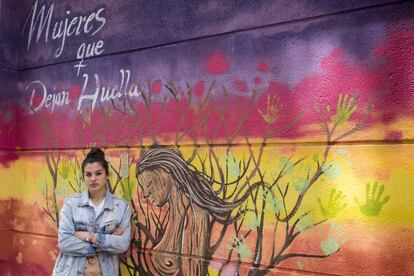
xmin=0 ymin=0 xmax=413 ymax=275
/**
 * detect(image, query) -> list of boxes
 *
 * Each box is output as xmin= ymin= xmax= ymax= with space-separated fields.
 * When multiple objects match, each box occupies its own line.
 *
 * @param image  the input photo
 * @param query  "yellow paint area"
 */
xmin=0 ymin=143 xmax=413 ymax=230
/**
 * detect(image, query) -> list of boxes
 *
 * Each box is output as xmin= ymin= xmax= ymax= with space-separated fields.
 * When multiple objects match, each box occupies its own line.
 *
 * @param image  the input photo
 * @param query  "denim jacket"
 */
xmin=52 ymin=189 xmax=131 ymax=276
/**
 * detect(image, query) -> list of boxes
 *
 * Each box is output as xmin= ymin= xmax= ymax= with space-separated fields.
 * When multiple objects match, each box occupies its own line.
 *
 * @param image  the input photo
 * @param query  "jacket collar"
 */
xmin=78 ymin=188 xmax=115 ymax=210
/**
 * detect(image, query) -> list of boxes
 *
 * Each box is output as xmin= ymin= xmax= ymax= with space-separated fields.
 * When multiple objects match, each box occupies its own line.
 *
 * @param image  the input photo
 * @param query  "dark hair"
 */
xmin=82 ymin=147 xmax=109 ymax=175
xmin=136 ymin=148 xmax=255 ymax=223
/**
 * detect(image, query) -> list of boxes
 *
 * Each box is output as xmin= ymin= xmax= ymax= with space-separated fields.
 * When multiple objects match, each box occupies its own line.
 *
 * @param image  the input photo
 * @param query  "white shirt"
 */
xmin=89 ymin=198 xmax=105 ymax=218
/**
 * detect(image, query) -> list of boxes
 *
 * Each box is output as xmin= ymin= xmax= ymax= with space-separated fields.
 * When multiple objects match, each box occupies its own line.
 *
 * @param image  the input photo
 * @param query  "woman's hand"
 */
xmin=74 ymin=231 xmax=90 ymax=241
xmin=75 ymin=227 xmax=124 ymax=244
xmin=113 ymin=227 xmax=125 ymax=236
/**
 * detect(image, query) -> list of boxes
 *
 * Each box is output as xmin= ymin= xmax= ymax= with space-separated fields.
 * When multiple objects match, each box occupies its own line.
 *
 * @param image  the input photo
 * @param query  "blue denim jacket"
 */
xmin=52 ymin=189 xmax=131 ymax=276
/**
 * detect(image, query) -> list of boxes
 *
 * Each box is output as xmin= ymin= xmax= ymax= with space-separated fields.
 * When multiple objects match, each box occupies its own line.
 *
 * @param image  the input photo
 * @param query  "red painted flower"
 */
xmin=205 ymin=52 xmax=230 ymax=75
xmin=258 ymin=62 xmax=269 ymax=72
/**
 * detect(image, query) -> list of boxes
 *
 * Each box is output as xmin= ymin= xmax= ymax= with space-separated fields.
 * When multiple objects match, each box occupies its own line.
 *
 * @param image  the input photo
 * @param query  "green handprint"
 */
xmin=264 ymin=194 xmax=284 ymax=214
xmin=332 ymin=94 xmax=357 ymax=125
xmin=318 ymin=189 xmax=347 ymax=219
xmin=321 ymin=236 xmax=340 ymax=256
xmin=293 ymin=176 xmax=309 ymax=193
xmin=220 ymin=152 xmax=240 ymax=178
xmin=296 ymin=261 xmax=305 ymax=269
xmin=297 ymin=213 xmax=313 ymax=233
xmin=120 ymin=178 xmax=133 ymax=202
xmin=246 ymin=215 xmax=260 ymax=230
xmin=279 ymin=156 xmax=294 ymax=175
xmin=227 ymin=237 xmax=251 ymax=261
xmin=59 ymin=158 xmax=72 ymax=180
xmin=322 ymin=162 xmax=341 ymax=180
xmin=75 ymin=169 xmax=84 ymax=191
xmin=120 ymin=153 xmax=130 ymax=177
xmin=320 ymin=223 xmax=348 ymax=256
xmin=355 ymin=182 xmax=390 ymax=217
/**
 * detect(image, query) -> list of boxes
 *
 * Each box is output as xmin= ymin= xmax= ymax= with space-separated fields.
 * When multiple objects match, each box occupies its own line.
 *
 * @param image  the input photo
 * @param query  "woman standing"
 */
xmin=52 ymin=148 xmax=131 ymax=276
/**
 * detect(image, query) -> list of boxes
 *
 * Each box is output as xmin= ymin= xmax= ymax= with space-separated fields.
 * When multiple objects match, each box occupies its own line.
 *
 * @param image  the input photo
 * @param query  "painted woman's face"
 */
xmin=83 ymin=162 xmax=108 ymax=195
xmin=137 ymin=168 xmax=172 ymax=207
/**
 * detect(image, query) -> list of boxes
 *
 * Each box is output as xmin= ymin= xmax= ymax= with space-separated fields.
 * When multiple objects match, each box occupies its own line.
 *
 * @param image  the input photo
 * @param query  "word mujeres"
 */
xmin=22 ymin=0 xmax=106 ymax=58
xmin=27 ymin=69 xmax=142 ymax=114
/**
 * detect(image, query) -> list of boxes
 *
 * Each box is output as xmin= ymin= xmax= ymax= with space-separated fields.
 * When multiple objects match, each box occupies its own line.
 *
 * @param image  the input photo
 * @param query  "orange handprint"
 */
xmin=259 ymin=94 xmax=281 ymax=124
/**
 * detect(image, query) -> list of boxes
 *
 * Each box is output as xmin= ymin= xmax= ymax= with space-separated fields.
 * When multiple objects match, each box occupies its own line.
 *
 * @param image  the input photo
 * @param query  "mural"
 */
xmin=0 ymin=0 xmax=413 ymax=275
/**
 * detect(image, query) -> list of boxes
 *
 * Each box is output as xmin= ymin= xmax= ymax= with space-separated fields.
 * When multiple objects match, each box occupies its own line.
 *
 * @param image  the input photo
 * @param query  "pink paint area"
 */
xmin=385 ymin=130 xmax=403 ymax=141
xmin=0 ymin=151 xmax=19 ymax=168
xmin=205 ymin=51 xmax=230 ymax=75
xmin=14 ymin=26 xmax=414 ymax=148
xmin=151 ymin=80 xmax=162 ymax=95
xmin=0 ymin=104 xmax=16 ymax=149
xmin=375 ymin=169 xmax=391 ymax=181
xmin=31 ymin=93 xmax=44 ymax=108
xmin=258 ymin=61 xmax=269 ymax=72
xmin=194 ymin=80 xmax=205 ymax=96
xmin=254 ymin=77 xmax=262 ymax=85
xmin=233 ymin=79 xmax=248 ymax=93
xmin=294 ymin=47 xmax=376 ymax=122
xmin=372 ymin=26 xmax=414 ymax=124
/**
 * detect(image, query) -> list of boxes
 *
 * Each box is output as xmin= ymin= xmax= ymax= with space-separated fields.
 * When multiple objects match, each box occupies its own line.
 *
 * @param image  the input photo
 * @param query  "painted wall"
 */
xmin=0 ymin=0 xmax=413 ymax=275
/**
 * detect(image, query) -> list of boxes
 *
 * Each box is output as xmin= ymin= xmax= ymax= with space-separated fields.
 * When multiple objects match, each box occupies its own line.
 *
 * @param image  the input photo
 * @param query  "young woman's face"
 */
xmin=84 ymin=162 xmax=108 ymax=194
xmin=137 ymin=169 xmax=172 ymax=207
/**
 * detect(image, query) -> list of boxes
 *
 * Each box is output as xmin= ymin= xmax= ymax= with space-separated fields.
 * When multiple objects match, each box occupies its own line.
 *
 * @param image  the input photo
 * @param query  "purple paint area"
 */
xmin=0 ymin=0 xmax=22 ymax=69
xmin=0 ymin=69 xmax=17 ymax=149
xmin=0 ymin=0 xmax=411 ymax=149
xmin=13 ymin=3 xmax=413 ymax=148
xmin=17 ymin=0 xmax=401 ymax=68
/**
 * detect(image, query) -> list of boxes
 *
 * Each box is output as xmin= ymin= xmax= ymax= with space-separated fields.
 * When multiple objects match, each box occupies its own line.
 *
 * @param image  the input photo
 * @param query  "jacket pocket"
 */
xmin=74 ymin=221 xmax=88 ymax=231
xmin=101 ymin=219 xmax=118 ymax=234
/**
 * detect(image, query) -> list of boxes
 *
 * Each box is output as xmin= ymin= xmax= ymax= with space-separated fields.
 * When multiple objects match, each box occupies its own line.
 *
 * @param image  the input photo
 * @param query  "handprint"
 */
xmin=332 ymin=94 xmax=357 ymax=125
xmin=293 ymin=176 xmax=309 ymax=193
xmin=318 ymin=189 xmax=347 ymax=219
xmin=219 ymin=152 xmax=240 ymax=178
xmin=259 ymin=94 xmax=281 ymax=124
xmin=227 ymin=237 xmax=251 ymax=261
xmin=322 ymin=162 xmax=341 ymax=180
xmin=297 ymin=213 xmax=314 ymax=233
xmin=320 ymin=223 xmax=348 ymax=256
xmin=120 ymin=152 xmax=130 ymax=177
xmin=355 ymin=182 xmax=390 ymax=217
xmin=262 ymin=193 xmax=284 ymax=214
xmin=120 ymin=178 xmax=133 ymax=202
xmin=59 ymin=158 xmax=72 ymax=180
xmin=279 ymin=156 xmax=294 ymax=175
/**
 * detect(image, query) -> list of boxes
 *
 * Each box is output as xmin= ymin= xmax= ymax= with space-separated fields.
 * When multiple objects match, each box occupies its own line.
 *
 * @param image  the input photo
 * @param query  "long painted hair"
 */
xmin=136 ymin=148 xmax=254 ymax=223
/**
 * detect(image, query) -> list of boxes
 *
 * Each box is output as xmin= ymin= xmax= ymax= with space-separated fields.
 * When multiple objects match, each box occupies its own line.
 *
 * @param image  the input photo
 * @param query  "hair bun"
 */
xmin=87 ymin=147 xmax=105 ymax=159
